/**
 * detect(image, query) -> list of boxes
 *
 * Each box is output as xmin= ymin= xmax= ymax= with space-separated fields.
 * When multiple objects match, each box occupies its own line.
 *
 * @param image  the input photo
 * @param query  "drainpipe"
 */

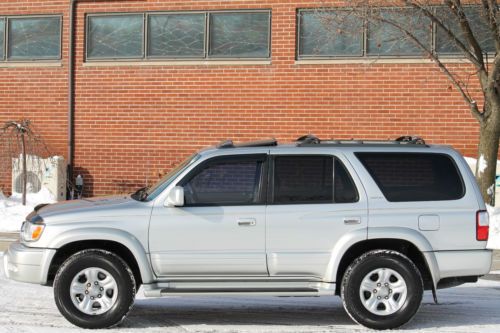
xmin=67 ymin=0 xmax=76 ymax=188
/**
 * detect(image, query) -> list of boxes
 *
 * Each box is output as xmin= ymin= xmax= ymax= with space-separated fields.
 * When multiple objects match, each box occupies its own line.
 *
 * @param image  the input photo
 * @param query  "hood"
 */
xmin=34 ymin=195 xmax=138 ymax=222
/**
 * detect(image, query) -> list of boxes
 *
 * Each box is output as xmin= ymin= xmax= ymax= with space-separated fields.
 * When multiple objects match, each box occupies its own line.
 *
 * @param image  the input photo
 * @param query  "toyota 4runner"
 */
xmin=3 ymin=135 xmax=492 ymax=330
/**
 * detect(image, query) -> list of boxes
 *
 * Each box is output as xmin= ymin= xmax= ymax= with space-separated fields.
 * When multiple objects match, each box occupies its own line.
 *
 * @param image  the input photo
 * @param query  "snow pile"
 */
xmin=0 ymin=187 xmax=56 ymax=232
xmin=487 ymin=205 xmax=500 ymax=250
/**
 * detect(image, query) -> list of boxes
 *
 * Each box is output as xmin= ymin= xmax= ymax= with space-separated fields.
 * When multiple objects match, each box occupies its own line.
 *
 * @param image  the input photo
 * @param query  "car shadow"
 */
xmin=121 ymin=288 xmax=500 ymax=331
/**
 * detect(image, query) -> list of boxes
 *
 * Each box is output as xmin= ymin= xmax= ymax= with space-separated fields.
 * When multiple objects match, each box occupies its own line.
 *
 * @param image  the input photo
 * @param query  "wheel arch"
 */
xmin=333 ymin=238 xmax=436 ymax=295
xmin=46 ymin=228 xmax=154 ymax=286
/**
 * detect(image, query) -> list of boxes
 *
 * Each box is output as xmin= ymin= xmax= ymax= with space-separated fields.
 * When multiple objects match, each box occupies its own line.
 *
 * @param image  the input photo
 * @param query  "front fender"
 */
xmin=47 ymin=228 xmax=155 ymax=284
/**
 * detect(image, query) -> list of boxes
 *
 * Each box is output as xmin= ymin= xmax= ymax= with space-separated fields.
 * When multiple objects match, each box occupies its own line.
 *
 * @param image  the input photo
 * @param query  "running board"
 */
xmin=143 ymin=281 xmax=336 ymax=297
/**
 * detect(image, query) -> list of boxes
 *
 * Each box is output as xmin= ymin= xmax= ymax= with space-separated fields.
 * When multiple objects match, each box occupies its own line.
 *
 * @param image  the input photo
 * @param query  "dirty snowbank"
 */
xmin=0 ymin=188 xmax=55 ymax=232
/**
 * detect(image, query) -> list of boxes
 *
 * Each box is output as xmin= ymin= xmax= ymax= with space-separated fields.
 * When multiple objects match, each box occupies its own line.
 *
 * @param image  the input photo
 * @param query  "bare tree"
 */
xmin=311 ymin=1 xmax=500 ymax=204
xmin=0 ymin=120 xmax=52 ymax=205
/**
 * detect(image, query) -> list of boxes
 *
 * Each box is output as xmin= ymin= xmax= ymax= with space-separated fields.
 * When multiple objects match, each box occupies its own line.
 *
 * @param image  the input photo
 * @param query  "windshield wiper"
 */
xmin=132 ymin=186 xmax=149 ymax=201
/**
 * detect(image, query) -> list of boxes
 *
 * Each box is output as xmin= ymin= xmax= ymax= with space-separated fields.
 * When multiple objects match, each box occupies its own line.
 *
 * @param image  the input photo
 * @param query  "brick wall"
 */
xmin=0 ymin=0 xmax=488 ymax=196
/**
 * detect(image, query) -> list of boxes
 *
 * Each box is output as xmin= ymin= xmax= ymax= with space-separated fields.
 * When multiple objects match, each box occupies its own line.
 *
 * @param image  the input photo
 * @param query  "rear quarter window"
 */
xmin=355 ymin=152 xmax=465 ymax=202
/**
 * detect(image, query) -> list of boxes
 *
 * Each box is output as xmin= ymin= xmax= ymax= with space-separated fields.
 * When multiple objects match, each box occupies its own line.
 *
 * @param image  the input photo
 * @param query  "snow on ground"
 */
xmin=487 ymin=205 xmax=500 ymax=250
xmin=0 ymin=254 xmax=499 ymax=333
xmin=0 ymin=188 xmax=55 ymax=232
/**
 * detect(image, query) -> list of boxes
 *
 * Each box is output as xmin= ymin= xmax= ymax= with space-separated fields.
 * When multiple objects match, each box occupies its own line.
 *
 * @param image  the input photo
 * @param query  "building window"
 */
xmin=209 ymin=12 xmax=270 ymax=58
xmin=86 ymin=10 xmax=271 ymax=61
xmin=297 ymin=6 xmax=494 ymax=59
xmin=148 ymin=13 xmax=205 ymax=58
xmin=367 ymin=8 xmax=431 ymax=56
xmin=298 ymin=10 xmax=363 ymax=57
xmin=87 ymin=14 xmax=144 ymax=59
xmin=0 ymin=18 xmax=4 ymax=60
xmin=435 ymin=6 xmax=495 ymax=54
xmin=0 ymin=16 xmax=61 ymax=61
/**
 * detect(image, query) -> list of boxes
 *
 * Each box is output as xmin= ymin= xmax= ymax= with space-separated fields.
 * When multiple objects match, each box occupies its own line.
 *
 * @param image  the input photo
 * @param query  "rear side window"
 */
xmin=273 ymin=156 xmax=358 ymax=204
xmin=356 ymin=153 xmax=465 ymax=202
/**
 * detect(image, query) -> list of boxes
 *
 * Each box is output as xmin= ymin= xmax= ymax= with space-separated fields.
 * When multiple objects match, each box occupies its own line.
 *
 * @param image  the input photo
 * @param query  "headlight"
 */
xmin=21 ymin=221 xmax=45 ymax=242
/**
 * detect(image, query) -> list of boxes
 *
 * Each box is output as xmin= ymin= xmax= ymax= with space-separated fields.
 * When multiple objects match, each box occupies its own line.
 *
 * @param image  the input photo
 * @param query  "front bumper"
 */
xmin=3 ymin=242 xmax=56 ymax=285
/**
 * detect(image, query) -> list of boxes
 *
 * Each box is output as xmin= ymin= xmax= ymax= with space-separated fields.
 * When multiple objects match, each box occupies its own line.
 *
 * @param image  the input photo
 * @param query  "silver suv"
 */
xmin=3 ymin=136 xmax=492 ymax=330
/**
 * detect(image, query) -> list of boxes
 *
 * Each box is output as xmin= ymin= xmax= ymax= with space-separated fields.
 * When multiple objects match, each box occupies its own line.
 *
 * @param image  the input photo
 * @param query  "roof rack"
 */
xmin=296 ymin=135 xmax=426 ymax=147
xmin=217 ymin=138 xmax=278 ymax=149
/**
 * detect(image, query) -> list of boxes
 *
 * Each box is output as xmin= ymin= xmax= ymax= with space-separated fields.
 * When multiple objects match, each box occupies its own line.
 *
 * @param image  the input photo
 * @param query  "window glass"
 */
xmin=87 ymin=15 xmax=143 ymax=59
xmin=184 ymin=159 xmax=263 ymax=205
xmin=148 ymin=14 xmax=205 ymax=57
xmin=298 ymin=10 xmax=363 ymax=57
xmin=8 ymin=17 xmax=60 ymax=59
xmin=367 ymin=8 xmax=431 ymax=56
xmin=334 ymin=160 xmax=359 ymax=203
xmin=436 ymin=6 xmax=495 ymax=54
xmin=273 ymin=156 xmax=334 ymax=204
xmin=209 ymin=12 xmax=270 ymax=58
xmin=356 ymin=153 xmax=465 ymax=202
xmin=0 ymin=18 xmax=4 ymax=59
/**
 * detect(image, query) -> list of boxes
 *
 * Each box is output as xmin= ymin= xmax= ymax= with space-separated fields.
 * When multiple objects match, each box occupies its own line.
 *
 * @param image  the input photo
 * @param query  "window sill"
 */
xmin=0 ymin=61 xmax=62 ymax=68
xmin=83 ymin=60 xmax=272 ymax=67
xmin=295 ymin=58 xmax=477 ymax=65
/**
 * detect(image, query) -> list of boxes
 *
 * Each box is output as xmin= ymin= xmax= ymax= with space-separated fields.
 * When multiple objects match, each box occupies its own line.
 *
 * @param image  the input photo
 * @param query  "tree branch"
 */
xmin=368 ymin=12 xmax=483 ymax=121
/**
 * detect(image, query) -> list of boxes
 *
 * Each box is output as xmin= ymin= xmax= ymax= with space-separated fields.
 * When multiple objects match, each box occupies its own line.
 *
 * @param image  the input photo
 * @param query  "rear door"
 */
xmin=265 ymin=151 xmax=368 ymax=278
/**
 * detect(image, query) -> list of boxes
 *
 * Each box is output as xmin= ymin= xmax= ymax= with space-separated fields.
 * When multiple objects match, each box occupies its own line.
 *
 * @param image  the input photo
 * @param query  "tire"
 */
xmin=53 ymin=249 xmax=136 ymax=329
xmin=341 ymin=250 xmax=423 ymax=330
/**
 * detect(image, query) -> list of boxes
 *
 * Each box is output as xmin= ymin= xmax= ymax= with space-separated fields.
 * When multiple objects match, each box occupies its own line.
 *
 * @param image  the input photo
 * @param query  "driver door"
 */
xmin=149 ymin=154 xmax=268 ymax=276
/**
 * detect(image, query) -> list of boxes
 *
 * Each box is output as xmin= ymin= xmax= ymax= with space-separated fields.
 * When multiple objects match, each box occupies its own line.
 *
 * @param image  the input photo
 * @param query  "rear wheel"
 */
xmin=341 ymin=250 xmax=423 ymax=330
xmin=53 ymin=249 xmax=136 ymax=329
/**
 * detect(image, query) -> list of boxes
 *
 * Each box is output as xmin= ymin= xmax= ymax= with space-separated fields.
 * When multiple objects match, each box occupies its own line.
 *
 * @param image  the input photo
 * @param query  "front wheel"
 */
xmin=341 ymin=250 xmax=423 ymax=330
xmin=53 ymin=249 xmax=136 ymax=329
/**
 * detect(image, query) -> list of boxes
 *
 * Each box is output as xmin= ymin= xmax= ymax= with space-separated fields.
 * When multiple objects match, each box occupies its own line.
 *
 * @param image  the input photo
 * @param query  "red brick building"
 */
xmin=0 ymin=1 xmax=488 ymax=196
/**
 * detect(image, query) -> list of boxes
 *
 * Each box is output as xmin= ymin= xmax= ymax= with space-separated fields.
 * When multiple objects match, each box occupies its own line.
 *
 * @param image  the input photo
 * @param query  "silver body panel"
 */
xmin=4 ymin=144 xmax=492 ymax=295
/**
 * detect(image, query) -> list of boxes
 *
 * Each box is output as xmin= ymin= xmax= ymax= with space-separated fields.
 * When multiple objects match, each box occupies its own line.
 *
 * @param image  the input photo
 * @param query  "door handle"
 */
xmin=238 ymin=218 xmax=256 ymax=226
xmin=343 ymin=217 xmax=361 ymax=225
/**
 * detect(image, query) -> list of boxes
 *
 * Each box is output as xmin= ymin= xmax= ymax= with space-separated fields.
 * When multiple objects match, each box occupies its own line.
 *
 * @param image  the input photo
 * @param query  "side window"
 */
xmin=273 ymin=155 xmax=358 ymax=204
xmin=356 ymin=153 xmax=465 ymax=202
xmin=182 ymin=157 xmax=264 ymax=206
xmin=334 ymin=160 xmax=359 ymax=203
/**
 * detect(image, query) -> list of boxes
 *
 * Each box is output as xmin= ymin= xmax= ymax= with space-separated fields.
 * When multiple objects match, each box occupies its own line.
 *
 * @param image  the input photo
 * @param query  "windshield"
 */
xmin=143 ymin=153 xmax=201 ymax=201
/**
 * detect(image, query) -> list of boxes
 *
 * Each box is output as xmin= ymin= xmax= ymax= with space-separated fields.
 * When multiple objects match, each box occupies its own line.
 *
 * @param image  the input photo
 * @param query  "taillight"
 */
xmin=476 ymin=210 xmax=489 ymax=241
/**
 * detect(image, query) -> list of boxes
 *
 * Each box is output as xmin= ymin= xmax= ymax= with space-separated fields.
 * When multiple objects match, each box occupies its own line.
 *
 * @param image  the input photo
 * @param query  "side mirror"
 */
xmin=165 ymin=186 xmax=184 ymax=207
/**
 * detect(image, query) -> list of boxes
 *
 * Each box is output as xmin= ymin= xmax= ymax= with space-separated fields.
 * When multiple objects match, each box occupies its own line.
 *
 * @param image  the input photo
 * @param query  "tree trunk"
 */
xmin=21 ymin=132 xmax=27 ymax=206
xmin=476 ymin=109 xmax=500 ymax=205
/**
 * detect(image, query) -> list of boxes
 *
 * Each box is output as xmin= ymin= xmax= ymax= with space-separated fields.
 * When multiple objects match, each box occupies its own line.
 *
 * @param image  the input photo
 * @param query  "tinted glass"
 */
xmin=356 ymin=153 xmax=464 ymax=202
xmin=334 ymin=160 xmax=359 ymax=203
xmin=8 ymin=17 xmax=60 ymax=59
xmin=299 ymin=10 xmax=363 ymax=57
xmin=273 ymin=156 xmax=333 ymax=204
xmin=148 ymin=14 xmax=205 ymax=57
xmin=0 ymin=18 xmax=4 ymax=60
xmin=209 ymin=12 xmax=270 ymax=58
xmin=367 ymin=9 xmax=431 ymax=56
xmin=184 ymin=159 xmax=263 ymax=205
xmin=87 ymin=15 xmax=143 ymax=59
xmin=436 ymin=6 xmax=495 ymax=53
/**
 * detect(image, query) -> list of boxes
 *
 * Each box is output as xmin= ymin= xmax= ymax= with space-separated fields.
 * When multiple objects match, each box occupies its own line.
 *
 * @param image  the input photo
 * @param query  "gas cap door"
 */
xmin=418 ymin=214 xmax=440 ymax=231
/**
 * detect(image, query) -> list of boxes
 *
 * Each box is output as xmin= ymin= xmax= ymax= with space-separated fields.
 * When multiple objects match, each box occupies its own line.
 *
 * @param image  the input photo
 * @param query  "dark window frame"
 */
xmin=268 ymin=154 xmax=359 ymax=205
xmin=177 ymin=154 xmax=269 ymax=207
xmin=297 ymin=6 xmax=495 ymax=60
xmin=0 ymin=14 xmax=62 ymax=62
xmin=85 ymin=9 xmax=272 ymax=62
xmin=355 ymin=152 xmax=466 ymax=202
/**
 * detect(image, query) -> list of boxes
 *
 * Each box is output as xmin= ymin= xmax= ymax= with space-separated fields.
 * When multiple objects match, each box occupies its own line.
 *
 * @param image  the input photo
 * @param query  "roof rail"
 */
xmin=217 ymin=138 xmax=278 ymax=149
xmin=297 ymin=135 xmax=427 ymax=147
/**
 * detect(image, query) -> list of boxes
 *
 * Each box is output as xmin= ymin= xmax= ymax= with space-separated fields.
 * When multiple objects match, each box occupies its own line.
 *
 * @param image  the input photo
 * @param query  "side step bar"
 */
xmin=143 ymin=282 xmax=336 ymax=297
